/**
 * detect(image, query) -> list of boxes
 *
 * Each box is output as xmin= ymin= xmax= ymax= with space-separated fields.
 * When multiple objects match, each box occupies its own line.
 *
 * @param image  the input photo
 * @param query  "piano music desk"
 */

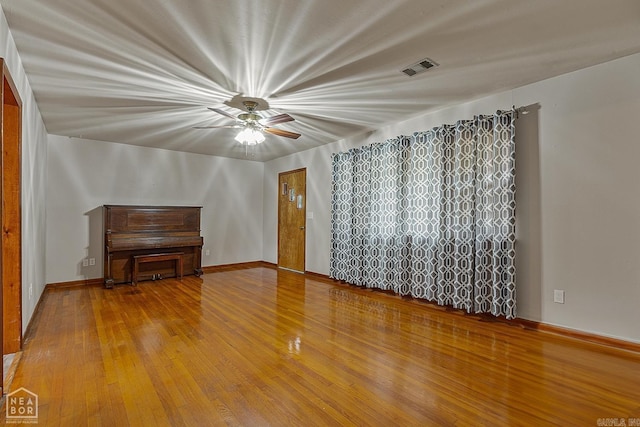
xmin=132 ymin=252 xmax=183 ymax=286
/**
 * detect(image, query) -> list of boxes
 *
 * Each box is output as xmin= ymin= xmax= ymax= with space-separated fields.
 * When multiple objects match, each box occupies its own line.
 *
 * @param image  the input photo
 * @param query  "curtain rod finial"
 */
xmin=513 ymin=105 xmax=529 ymax=119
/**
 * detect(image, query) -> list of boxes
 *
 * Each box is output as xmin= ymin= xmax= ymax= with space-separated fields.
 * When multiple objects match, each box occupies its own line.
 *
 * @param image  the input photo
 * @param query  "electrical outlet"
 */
xmin=205 ymin=249 xmax=210 ymax=256
xmin=83 ymin=258 xmax=89 ymax=267
xmin=553 ymin=290 xmax=565 ymax=304
xmin=29 ymin=283 xmax=33 ymax=300
xmin=89 ymin=258 xmax=96 ymax=266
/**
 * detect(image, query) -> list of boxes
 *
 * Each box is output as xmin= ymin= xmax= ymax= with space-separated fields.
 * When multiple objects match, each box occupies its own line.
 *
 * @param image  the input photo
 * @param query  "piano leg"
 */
xmin=195 ymin=245 xmax=203 ymax=276
xmin=104 ymin=252 xmax=114 ymax=289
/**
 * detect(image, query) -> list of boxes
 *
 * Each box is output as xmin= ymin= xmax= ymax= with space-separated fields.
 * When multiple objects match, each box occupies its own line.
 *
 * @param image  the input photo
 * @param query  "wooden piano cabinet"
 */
xmin=104 ymin=205 xmax=204 ymax=288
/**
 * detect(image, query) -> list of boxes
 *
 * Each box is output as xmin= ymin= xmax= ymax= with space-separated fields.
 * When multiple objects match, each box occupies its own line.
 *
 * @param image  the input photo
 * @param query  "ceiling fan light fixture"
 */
xmin=201 ymin=98 xmax=300 ymax=141
xmin=235 ymin=127 xmax=265 ymax=145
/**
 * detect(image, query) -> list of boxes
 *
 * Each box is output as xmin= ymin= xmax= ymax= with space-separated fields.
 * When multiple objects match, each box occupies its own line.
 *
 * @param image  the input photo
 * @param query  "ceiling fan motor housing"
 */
xmin=238 ymin=112 xmax=261 ymax=122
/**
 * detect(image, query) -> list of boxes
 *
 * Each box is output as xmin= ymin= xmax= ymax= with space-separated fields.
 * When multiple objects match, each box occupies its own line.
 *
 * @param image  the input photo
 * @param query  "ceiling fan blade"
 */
xmin=193 ymin=125 xmax=242 ymax=129
xmin=259 ymin=113 xmax=294 ymax=126
xmin=264 ymin=127 xmax=301 ymax=139
xmin=207 ymin=107 xmax=238 ymax=120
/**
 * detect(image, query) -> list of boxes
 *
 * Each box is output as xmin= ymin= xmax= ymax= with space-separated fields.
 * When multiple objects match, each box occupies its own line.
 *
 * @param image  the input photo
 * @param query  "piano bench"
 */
xmin=132 ymin=252 xmax=184 ymax=286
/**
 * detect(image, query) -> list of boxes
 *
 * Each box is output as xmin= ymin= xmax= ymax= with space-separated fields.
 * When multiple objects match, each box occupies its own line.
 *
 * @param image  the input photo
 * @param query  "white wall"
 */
xmin=46 ymin=136 xmax=264 ymax=284
xmin=0 ymin=7 xmax=49 ymax=333
xmin=263 ymin=53 xmax=640 ymax=343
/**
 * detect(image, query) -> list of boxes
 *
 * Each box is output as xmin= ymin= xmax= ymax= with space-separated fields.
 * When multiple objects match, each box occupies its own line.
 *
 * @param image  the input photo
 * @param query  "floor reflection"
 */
xmin=276 ymin=269 xmax=306 ymax=357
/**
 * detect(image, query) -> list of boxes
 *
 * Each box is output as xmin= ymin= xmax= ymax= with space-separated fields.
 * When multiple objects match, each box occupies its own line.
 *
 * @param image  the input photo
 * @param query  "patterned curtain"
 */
xmin=330 ymin=111 xmax=516 ymax=319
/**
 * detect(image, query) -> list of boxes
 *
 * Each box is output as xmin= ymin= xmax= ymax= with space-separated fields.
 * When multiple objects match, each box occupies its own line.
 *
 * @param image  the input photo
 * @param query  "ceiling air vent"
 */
xmin=401 ymin=58 xmax=439 ymax=77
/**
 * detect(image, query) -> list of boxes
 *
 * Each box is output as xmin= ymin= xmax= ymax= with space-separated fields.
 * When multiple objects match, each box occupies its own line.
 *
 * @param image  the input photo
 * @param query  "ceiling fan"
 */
xmin=194 ymin=100 xmax=301 ymax=144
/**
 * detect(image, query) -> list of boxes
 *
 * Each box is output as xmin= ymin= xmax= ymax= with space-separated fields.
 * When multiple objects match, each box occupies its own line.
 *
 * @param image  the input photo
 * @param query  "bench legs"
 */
xmin=132 ymin=253 xmax=184 ymax=286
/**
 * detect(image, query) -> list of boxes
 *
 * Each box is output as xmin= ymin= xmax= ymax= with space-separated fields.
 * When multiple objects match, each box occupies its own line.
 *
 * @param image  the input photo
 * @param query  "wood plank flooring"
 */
xmin=2 ymin=267 xmax=639 ymax=426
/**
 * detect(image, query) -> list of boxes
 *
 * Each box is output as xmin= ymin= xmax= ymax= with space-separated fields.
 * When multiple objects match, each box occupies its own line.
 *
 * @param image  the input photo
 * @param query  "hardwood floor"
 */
xmin=2 ymin=267 xmax=639 ymax=426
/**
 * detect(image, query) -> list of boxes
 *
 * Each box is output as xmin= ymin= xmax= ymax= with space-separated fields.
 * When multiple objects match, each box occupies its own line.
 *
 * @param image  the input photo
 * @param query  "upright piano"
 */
xmin=103 ymin=205 xmax=204 ymax=288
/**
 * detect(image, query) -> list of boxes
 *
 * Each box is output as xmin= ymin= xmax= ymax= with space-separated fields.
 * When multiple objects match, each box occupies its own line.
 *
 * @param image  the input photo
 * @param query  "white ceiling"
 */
xmin=1 ymin=0 xmax=639 ymax=161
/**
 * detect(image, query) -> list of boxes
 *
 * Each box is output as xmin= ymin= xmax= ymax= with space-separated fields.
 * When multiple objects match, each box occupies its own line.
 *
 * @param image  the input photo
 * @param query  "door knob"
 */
xmin=300 ymin=226 xmax=305 ymax=230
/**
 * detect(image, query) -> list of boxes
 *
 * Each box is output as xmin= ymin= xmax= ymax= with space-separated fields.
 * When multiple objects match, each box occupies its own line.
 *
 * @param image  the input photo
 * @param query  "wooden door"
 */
xmin=278 ymin=169 xmax=306 ymax=272
xmin=1 ymin=60 xmax=23 ymax=378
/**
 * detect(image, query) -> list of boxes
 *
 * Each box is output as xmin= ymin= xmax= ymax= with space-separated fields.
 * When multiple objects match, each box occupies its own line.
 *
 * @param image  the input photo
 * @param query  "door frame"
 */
xmin=1 ymin=59 xmax=23 ymax=394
